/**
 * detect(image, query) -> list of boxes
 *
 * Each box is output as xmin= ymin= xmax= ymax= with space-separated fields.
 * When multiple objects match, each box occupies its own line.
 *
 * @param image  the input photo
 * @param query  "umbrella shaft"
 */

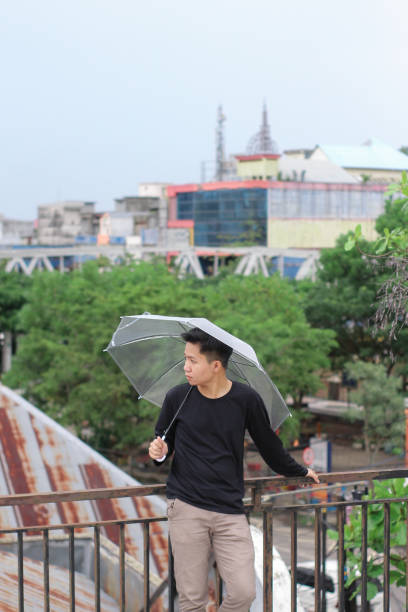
xmin=162 ymin=386 xmax=193 ymax=440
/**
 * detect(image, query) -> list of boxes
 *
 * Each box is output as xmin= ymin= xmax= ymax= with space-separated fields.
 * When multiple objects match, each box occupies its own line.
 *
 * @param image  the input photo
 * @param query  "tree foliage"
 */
xmin=300 ymin=235 xmax=391 ymax=369
xmin=0 ymin=265 xmax=32 ymax=332
xmin=345 ymin=360 xmax=404 ymax=458
xmin=328 ymin=479 xmax=408 ymax=601
xmin=344 ymin=173 xmax=408 ymax=342
xmin=3 ymin=261 xmax=335 ymax=455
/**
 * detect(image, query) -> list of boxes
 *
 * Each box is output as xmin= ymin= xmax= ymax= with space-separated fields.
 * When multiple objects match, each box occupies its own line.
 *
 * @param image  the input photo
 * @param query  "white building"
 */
xmin=0 ymin=214 xmax=34 ymax=245
xmin=37 ymin=200 xmax=99 ymax=245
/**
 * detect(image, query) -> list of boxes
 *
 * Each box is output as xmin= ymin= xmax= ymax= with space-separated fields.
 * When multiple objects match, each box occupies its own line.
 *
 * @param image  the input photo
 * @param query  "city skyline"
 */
xmin=1 ymin=0 xmax=407 ymax=220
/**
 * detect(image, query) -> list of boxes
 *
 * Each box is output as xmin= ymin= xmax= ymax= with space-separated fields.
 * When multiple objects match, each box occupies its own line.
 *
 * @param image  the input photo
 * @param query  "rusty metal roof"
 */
xmin=0 ymin=384 xmax=168 ymax=579
xmin=0 ymin=549 xmax=119 ymax=611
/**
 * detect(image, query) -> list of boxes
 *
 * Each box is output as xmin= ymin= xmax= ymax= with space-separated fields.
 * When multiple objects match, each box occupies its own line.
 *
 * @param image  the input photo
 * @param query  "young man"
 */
xmin=149 ymin=328 xmax=319 ymax=612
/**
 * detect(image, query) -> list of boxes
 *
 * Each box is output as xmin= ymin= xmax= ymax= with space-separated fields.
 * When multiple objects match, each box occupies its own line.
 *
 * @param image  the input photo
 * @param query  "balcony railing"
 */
xmin=0 ymin=467 xmax=407 ymax=611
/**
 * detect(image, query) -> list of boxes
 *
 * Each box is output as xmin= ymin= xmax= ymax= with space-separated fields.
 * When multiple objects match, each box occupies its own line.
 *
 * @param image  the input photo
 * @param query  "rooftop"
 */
xmin=278 ymin=156 xmax=358 ymax=184
xmin=0 ymin=384 xmax=167 ymax=578
xmin=316 ymin=137 xmax=408 ymax=171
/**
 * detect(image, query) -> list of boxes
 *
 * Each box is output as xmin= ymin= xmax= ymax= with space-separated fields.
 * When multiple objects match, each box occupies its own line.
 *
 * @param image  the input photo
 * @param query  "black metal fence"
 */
xmin=0 ymin=467 xmax=407 ymax=611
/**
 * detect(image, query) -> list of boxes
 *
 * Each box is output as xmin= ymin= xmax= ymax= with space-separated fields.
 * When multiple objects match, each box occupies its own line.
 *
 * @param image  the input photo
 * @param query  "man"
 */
xmin=149 ymin=328 xmax=319 ymax=612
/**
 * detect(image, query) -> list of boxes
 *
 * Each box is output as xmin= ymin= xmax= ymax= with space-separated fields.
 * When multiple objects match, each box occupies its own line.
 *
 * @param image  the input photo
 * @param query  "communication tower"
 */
xmin=246 ymin=102 xmax=279 ymax=155
xmin=215 ymin=105 xmax=226 ymax=181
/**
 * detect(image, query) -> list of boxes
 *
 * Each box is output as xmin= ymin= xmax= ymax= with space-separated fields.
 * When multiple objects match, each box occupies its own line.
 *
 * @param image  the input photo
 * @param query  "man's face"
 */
xmin=183 ymin=342 xmax=219 ymax=386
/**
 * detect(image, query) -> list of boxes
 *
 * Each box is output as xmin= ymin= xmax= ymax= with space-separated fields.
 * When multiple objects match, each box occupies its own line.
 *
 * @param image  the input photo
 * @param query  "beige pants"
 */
xmin=167 ymin=498 xmax=256 ymax=612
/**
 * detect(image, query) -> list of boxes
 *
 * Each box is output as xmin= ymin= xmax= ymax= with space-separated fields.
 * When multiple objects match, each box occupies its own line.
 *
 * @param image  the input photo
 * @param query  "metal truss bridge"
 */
xmin=0 ymin=245 xmax=319 ymax=280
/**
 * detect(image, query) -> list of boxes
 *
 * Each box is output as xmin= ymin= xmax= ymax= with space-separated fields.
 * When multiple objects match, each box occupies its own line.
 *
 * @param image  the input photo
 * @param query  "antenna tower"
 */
xmin=215 ymin=105 xmax=226 ymax=181
xmin=246 ymin=102 xmax=279 ymax=155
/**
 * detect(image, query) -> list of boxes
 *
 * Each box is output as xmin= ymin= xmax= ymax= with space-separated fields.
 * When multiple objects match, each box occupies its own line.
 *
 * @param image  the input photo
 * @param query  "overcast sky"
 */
xmin=1 ymin=0 xmax=407 ymax=220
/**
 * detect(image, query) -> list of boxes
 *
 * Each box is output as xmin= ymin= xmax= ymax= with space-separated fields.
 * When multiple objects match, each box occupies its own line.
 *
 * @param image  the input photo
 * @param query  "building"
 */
xmin=168 ymin=182 xmax=269 ymax=247
xmin=111 ymin=190 xmax=168 ymax=246
xmin=0 ymin=214 xmax=34 ymax=246
xmin=234 ymin=154 xmax=359 ymax=184
xmin=310 ymin=137 xmax=408 ymax=183
xmin=37 ymin=201 xmax=100 ymax=245
xmin=99 ymin=211 xmax=135 ymax=244
xmin=138 ymin=182 xmax=170 ymax=199
xmin=235 ymin=154 xmax=280 ymax=180
xmin=167 ymin=180 xmax=387 ymax=250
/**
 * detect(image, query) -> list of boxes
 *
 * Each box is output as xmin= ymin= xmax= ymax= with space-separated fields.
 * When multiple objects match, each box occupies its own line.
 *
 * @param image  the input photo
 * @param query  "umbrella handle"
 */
xmin=161 ymin=386 xmax=193 ymax=441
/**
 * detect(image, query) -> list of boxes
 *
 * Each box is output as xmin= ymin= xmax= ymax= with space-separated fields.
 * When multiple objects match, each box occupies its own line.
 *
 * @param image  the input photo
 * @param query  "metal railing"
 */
xmin=0 ymin=467 xmax=407 ymax=611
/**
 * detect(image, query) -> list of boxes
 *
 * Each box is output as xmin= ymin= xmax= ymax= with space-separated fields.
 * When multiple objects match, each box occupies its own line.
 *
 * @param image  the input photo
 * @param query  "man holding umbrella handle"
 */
xmin=149 ymin=328 xmax=319 ymax=612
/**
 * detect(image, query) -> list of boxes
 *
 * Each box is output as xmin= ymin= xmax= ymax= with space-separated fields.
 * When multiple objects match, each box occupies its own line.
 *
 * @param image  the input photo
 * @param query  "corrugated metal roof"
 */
xmin=317 ymin=138 xmax=408 ymax=171
xmin=0 ymin=384 xmax=168 ymax=578
xmin=0 ymin=549 xmax=118 ymax=611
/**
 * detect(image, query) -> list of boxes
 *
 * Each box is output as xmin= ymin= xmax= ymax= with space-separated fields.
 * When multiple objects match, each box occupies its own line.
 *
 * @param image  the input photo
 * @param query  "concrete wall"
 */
xmin=138 ymin=183 xmax=169 ymax=199
xmin=267 ymin=218 xmax=377 ymax=249
xmin=346 ymin=167 xmax=404 ymax=183
xmin=100 ymin=213 xmax=135 ymax=237
xmin=0 ymin=216 xmax=34 ymax=245
xmin=236 ymin=158 xmax=279 ymax=179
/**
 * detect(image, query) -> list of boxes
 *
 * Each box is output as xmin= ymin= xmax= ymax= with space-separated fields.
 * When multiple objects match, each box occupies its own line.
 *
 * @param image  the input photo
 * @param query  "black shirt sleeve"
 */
xmin=246 ymin=392 xmax=308 ymax=478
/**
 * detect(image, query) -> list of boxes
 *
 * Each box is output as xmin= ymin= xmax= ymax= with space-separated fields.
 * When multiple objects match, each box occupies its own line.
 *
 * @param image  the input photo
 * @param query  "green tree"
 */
xmin=345 ymin=360 xmax=404 ymax=461
xmin=200 ymin=274 xmax=336 ymax=443
xmin=0 ymin=266 xmax=31 ymax=332
xmin=328 ymin=479 xmax=408 ymax=602
xmin=345 ymin=173 xmax=408 ymax=341
xmin=3 ymin=260 xmax=202 ymax=456
xmin=300 ymin=235 xmax=391 ymax=370
xmin=4 ymin=261 xmax=335 ymax=454
xmin=201 ymin=274 xmax=336 ymax=406
xmin=375 ymin=196 xmax=408 ymax=236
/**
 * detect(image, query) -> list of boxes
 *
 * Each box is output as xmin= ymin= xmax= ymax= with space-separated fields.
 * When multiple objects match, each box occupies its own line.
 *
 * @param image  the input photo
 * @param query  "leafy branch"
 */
xmin=344 ymin=172 xmax=408 ymax=341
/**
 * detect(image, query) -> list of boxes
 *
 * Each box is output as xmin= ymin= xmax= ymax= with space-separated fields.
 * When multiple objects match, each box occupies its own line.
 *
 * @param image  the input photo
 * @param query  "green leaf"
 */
xmin=344 ymin=237 xmax=356 ymax=251
xmin=391 ymin=522 xmax=406 ymax=547
xmin=367 ymin=582 xmax=378 ymax=600
xmin=368 ymin=564 xmax=383 ymax=578
xmin=390 ymin=570 xmax=404 ymax=584
xmin=375 ymin=238 xmax=387 ymax=254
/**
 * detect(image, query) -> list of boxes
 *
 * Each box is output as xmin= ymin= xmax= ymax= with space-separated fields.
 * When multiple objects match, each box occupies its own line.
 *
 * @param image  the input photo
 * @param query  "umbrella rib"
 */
xmin=138 ymin=357 xmax=186 ymax=399
xmin=110 ymin=334 xmax=186 ymax=349
xmin=230 ymin=360 xmax=252 ymax=386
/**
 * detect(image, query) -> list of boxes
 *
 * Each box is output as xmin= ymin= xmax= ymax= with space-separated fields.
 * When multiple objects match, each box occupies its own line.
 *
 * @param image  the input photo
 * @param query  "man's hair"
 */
xmin=181 ymin=327 xmax=233 ymax=369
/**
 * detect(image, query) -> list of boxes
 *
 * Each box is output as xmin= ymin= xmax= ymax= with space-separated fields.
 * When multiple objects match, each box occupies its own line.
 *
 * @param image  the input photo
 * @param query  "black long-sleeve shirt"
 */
xmin=154 ymin=381 xmax=307 ymax=514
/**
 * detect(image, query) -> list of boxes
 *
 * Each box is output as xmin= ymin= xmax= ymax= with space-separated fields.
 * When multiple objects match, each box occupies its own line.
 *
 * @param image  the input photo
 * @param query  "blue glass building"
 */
xmin=177 ymin=188 xmax=267 ymax=247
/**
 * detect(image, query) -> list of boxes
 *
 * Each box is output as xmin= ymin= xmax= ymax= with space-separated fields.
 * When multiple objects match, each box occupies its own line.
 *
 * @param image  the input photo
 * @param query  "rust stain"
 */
xmin=81 ymin=463 xmax=145 ymax=560
xmin=82 ymin=462 xmax=122 ymax=546
xmin=133 ymin=495 xmax=168 ymax=578
xmin=31 ymin=416 xmax=90 ymax=533
xmin=0 ymin=409 xmax=50 ymax=529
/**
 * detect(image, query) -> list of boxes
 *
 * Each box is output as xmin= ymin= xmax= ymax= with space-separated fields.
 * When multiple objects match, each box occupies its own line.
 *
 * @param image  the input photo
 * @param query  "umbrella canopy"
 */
xmin=106 ymin=313 xmax=290 ymax=430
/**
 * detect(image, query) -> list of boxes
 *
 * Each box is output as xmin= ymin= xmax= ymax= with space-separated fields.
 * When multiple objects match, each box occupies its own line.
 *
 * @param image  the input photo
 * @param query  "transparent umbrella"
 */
xmin=105 ymin=312 xmax=291 ymax=431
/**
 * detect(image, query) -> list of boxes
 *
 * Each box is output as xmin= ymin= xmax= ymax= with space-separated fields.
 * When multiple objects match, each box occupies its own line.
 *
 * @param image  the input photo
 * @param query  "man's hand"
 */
xmin=306 ymin=468 xmax=320 ymax=484
xmin=149 ymin=437 xmax=168 ymax=460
